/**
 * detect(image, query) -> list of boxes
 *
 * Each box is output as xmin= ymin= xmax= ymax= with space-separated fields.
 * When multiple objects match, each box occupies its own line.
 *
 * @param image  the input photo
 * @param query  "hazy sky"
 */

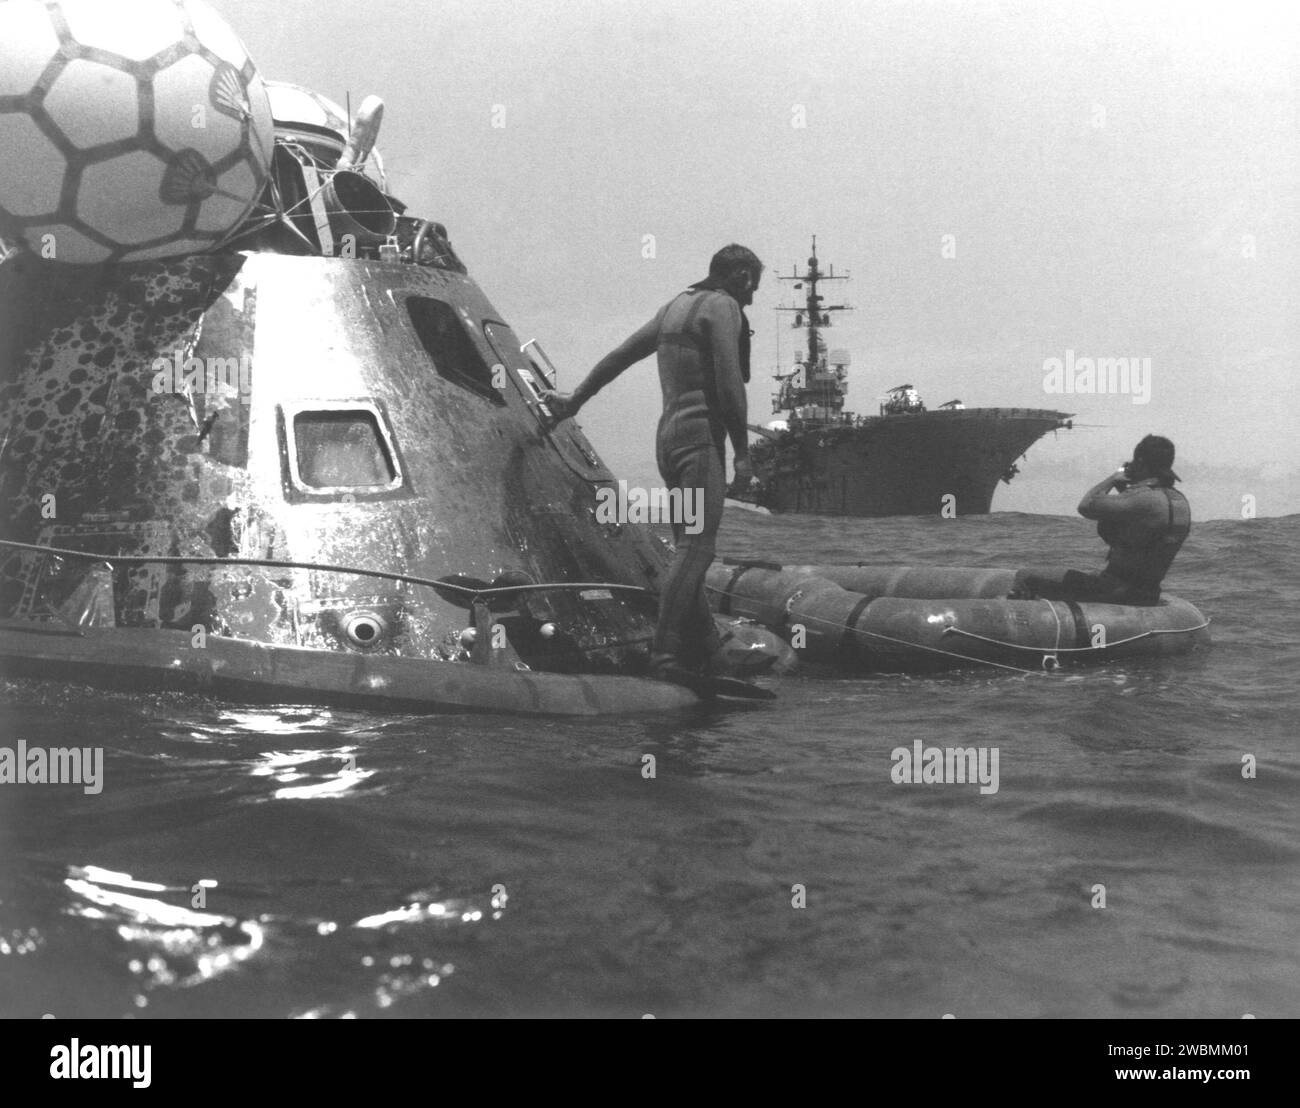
xmin=219 ymin=0 xmax=1297 ymax=511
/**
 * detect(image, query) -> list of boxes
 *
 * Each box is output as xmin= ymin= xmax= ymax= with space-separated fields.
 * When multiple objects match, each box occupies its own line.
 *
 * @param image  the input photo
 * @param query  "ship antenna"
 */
xmin=774 ymin=295 xmax=780 ymax=376
xmin=773 ymin=235 xmax=851 ymax=421
xmin=807 ymin=234 xmax=818 ymax=369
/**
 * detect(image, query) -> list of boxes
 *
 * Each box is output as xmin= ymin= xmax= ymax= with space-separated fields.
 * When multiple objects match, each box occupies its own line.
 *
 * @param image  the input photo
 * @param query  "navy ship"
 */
xmin=743 ymin=240 xmax=1073 ymax=517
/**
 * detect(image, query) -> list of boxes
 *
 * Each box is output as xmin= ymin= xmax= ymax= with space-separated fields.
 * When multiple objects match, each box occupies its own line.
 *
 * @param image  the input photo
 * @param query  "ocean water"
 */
xmin=1 ymin=511 xmax=1296 ymax=1018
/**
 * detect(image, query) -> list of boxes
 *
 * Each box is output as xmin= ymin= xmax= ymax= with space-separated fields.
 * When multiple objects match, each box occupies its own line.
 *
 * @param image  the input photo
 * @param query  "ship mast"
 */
xmin=773 ymin=236 xmax=852 ymax=423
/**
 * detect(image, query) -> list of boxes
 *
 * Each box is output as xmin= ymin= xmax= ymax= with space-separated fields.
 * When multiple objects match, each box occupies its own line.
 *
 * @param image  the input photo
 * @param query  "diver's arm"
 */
xmin=703 ymin=296 xmax=750 ymax=472
xmin=1079 ymin=475 xmax=1165 ymax=522
xmin=545 ymin=309 xmax=664 ymax=422
xmin=1077 ymin=472 xmax=1127 ymax=519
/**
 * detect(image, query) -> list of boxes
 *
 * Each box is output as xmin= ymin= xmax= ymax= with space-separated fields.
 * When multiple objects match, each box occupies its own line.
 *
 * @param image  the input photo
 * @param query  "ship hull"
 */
xmin=750 ymin=408 xmax=1071 ymax=517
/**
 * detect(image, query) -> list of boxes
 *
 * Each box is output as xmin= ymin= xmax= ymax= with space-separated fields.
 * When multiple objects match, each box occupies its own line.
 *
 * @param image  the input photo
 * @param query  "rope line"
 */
xmin=1042 ymin=599 xmax=1064 ymax=671
xmin=703 ymin=583 xmax=1046 ymax=675
xmin=706 ymin=582 xmax=1209 ymax=673
xmin=943 ymin=619 xmax=1211 ymax=653
xmin=0 ymin=540 xmax=651 ymax=604
xmin=7 ymin=540 xmax=1207 ymax=673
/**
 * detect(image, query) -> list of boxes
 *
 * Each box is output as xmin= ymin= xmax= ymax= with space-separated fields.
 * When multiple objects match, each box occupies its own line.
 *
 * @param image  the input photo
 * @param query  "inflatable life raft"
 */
xmin=707 ymin=562 xmax=1210 ymax=672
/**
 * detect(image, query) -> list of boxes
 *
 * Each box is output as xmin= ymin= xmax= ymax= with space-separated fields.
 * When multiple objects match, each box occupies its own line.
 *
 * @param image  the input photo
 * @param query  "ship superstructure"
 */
xmin=767 ymin=237 xmax=854 ymax=428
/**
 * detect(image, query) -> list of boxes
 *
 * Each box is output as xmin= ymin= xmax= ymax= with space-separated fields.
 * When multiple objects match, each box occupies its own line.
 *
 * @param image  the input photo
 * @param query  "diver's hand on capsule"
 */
xmin=542 ymin=392 xmax=580 ymax=425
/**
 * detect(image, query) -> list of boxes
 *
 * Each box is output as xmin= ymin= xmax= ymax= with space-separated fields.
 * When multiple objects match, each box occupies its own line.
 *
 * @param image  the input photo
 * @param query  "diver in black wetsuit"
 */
xmin=543 ymin=245 xmax=761 ymax=678
xmin=1012 ymin=435 xmax=1190 ymax=606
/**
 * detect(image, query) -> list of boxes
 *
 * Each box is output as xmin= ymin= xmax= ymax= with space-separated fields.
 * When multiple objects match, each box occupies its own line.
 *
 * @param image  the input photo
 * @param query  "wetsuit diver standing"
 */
xmin=1012 ymin=434 xmax=1190 ymax=605
xmin=544 ymin=244 xmax=762 ymax=679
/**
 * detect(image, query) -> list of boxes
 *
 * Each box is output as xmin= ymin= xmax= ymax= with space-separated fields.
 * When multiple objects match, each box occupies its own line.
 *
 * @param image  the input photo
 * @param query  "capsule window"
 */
xmin=406 ymin=296 xmax=504 ymax=403
xmin=282 ymin=402 xmax=405 ymax=499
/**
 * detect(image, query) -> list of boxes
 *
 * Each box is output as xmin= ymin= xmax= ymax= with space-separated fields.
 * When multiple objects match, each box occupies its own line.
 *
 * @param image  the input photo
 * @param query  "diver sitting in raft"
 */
xmin=542 ymin=245 xmax=762 ymax=683
xmin=1011 ymin=434 xmax=1190 ymax=606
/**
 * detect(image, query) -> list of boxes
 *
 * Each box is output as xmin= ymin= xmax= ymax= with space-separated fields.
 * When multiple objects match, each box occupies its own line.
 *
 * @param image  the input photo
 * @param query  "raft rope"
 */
xmin=943 ymin=619 xmax=1211 ymax=653
xmin=2 ymin=541 xmax=1211 ymax=673
xmin=704 ymin=582 xmax=1210 ymax=676
xmin=0 ymin=540 xmax=668 ymax=660
xmin=0 ymin=539 xmax=652 ymax=605
xmin=1043 ymin=600 xmax=1064 ymax=671
xmin=703 ymin=586 xmax=1049 ymax=676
